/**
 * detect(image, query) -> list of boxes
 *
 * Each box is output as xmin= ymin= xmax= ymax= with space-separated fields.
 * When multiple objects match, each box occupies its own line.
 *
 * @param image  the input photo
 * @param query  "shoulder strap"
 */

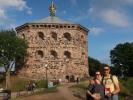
xmin=101 ymin=75 xmax=114 ymax=84
xmin=110 ymin=75 xmax=114 ymax=85
xmin=101 ymin=76 xmax=104 ymax=85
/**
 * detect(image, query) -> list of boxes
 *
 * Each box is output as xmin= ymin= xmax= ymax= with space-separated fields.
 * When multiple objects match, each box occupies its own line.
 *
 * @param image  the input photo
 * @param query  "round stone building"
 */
xmin=15 ymin=1 xmax=89 ymax=82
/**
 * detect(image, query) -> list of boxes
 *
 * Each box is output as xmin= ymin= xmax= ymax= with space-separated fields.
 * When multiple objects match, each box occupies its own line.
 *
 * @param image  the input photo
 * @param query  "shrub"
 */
xmin=11 ymin=78 xmax=28 ymax=92
xmin=36 ymin=80 xmax=47 ymax=88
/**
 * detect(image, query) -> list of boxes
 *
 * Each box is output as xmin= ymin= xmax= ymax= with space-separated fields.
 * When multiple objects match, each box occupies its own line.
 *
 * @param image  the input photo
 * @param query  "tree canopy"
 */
xmin=0 ymin=29 xmax=28 ymax=71
xmin=110 ymin=42 xmax=133 ymax=76
xmin=0 ymin=29 xmax=28 ymax=89
xmin=88 ymin=57 xmax=106 ymax=76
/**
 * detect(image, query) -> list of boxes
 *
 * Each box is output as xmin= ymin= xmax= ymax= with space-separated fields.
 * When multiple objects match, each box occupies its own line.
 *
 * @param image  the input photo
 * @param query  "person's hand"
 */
xmin=106 ymin=93 xmax=112 ymax=97
xmin=111 ymin=91 xmax=116 ymax=95
xmin=92 ymin=93 xmax=101 ymax=100
xmin=91 ymin=94 xmax=97 ymax=99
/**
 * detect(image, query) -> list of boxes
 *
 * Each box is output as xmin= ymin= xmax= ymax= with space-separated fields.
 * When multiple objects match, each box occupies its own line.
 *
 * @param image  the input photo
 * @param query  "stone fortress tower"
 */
xmin=15 ymin=1 xmax=89 ymax=81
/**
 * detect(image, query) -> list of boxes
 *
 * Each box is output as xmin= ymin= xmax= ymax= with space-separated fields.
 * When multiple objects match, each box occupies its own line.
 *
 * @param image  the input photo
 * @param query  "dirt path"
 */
xmin=57 ymin=83 xmax=81 ymax=100
xmin=17 ymin=83 xmax=85 ymax=100
xmin=17 ymin=92 xmax=66 ymax=100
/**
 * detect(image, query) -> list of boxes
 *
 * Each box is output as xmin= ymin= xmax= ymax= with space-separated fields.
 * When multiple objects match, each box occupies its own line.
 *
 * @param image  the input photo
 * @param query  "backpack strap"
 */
xmin=101 ymin=75 xmax=114 ymax=85
xmin=110 ymin=75 xmax=115 ymax=85
xmin=101 ymin=76 xmax=104 ymax=85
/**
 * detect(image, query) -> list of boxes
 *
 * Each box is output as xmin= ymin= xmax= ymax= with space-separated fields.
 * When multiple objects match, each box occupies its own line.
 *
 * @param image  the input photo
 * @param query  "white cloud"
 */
xmin=0 ymin=0 xmax=30 ymax=11
xmin=0 ymin=9 xmax=6 ymax=19
xmin=0 ymin=0 xmax=32 ymax=28
xmin=88 ymin=0 xmax=132 ymax=27
xmin=100 ymin=9 xmax=130 ymax=27
xmin=90 ymin=27 xmax=104 ymax=36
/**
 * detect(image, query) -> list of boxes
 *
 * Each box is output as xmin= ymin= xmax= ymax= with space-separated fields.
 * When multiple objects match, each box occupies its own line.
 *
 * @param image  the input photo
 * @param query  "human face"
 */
xmin=104 ymin=66 xmax=110 ymax=76
xmin=95 ymin=71 xmax=101 ymax=79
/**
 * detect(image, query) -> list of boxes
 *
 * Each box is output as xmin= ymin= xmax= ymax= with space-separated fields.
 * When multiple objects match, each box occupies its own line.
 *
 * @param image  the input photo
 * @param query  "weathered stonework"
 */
xmin=16 ymin=23 xmax=89 ymax=81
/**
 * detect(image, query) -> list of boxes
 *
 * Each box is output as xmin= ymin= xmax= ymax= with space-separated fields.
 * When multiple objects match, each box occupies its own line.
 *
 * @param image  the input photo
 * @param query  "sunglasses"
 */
xmin=95 ymin=73 xmax=101 ymax=75
xmin=104 ymin=68 xmax=109 ymax=71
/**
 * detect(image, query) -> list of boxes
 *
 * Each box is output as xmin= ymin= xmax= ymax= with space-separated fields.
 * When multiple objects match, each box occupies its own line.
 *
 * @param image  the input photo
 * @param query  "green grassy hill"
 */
xmin=119 ymin=77 xmax=133 ymax=99
xmin=0 ymin=76 xmax=133 ymax=99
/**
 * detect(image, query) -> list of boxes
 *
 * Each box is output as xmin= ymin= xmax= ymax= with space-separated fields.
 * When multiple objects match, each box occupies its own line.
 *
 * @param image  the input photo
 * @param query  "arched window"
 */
xmin=64 ymin=51 xmax=71 ymax=58
xmin=51 ymin=32 xmax=57 ymax=40
xmin=38 ymin=32 xmax=44 ymax=40
xmin=82 ymin=52 xmax=85 ymax=55
xmin=64 ymin=32 xmax=71 ymax=41
xmin=50 ymin=50 xmax=58 ymax=58
xmin=81 ymin=35 xmax=84 ymax=38
xmin=36 ymin=50 xmax=44 ymax=58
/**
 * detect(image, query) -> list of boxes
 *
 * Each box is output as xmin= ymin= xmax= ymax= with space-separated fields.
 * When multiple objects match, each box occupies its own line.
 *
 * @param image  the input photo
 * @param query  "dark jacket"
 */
xmin=86 ymin=83 xmax=104 ymax=100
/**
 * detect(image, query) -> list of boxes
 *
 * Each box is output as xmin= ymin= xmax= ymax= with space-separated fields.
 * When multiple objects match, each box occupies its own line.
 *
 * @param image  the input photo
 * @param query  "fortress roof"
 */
xmin=16 ymin=1 xmax=89 ymax=32
xmin=29 ymin=16 xmax=75 ymax=24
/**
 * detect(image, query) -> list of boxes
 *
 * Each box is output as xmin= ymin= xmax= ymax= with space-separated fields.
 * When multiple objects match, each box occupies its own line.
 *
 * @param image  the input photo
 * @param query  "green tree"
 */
xmin=110 ymin=66 xmax=121 ymax=76
xmin=88 ymin=57 xmax=105 ymax=76
xmin=0 ymin=29 xmax=28 ymax=89
xmin=110 ymin=42 xmax=133 ymax=76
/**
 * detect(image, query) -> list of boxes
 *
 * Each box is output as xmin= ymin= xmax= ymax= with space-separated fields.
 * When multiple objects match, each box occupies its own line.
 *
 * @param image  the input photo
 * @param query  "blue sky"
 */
xmin=0 ymin=0 xmax=133 ymax=65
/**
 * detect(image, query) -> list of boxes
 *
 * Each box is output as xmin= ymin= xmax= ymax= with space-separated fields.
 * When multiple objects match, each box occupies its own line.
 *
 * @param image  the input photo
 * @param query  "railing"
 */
xmin=11 ymin=88 xmax=44 ymax=99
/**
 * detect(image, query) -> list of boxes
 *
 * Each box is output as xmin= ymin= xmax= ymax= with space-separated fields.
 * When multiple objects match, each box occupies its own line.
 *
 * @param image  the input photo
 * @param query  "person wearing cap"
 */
xmin=102 ymin=65 xmax=120 ymax=100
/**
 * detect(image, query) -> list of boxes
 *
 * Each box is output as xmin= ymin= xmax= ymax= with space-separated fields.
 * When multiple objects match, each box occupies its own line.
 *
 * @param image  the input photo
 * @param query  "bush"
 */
xmin=0 ymin=73 xmax=5 ymax=82
xmin=119 ymin=77 xmax=133 ymax=99
xmin=70 ymin=83 xmax=87 ymax=90
xmin=11 ymin=78 xmax=28 ymax=92
xmin=36 ymin=80 xmax=47 ymax=88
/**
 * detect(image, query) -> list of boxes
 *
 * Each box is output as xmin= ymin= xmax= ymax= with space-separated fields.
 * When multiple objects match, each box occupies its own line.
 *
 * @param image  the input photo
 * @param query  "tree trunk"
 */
xmin=6 ymin=68 xmax=11 ymax=89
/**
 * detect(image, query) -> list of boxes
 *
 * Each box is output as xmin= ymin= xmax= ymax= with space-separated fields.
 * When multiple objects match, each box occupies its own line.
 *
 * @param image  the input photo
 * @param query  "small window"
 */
xmin=44 ymin=25 xmax=47 ymax=27
xmin=72 ymin=26 xmax=75 ymax=28
xmin=83 ymin=41 xmax=86 ymax=44
xmin=50 ymin=50 xmax=58 ymax=58
xmin=82 ymin=52 xmax=85 ymax=55
xmin=64 ymin=51 xmax=71 ymax=58
xmin=32 ymin=25 xmax=35 ymax=27
xmin=52 ymin=25 xmax=55 ymax=27
xmin=51 ymin=32 xmax=57 ymax=40
xmin=40 ymin=25 xmax=43 ymax=27
xmin=48 ymin=25 xmax=51 ymax=28
xmin=38 ymin=32 xmax=44 ymax=40
xmin=81 ymin=35 xmax=84 ymax=38
xmin=56 ymin=25 xmax=58 ymax=28
xmin=68 ymin=26 xmax=70 ymax=28
xmin=64 ymin=32 xmax=71 ymax=41
xmin=60 ymin=26 xmax=63 ymax=28
xmin=36 ymin=50 xmax=44 ymax=58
